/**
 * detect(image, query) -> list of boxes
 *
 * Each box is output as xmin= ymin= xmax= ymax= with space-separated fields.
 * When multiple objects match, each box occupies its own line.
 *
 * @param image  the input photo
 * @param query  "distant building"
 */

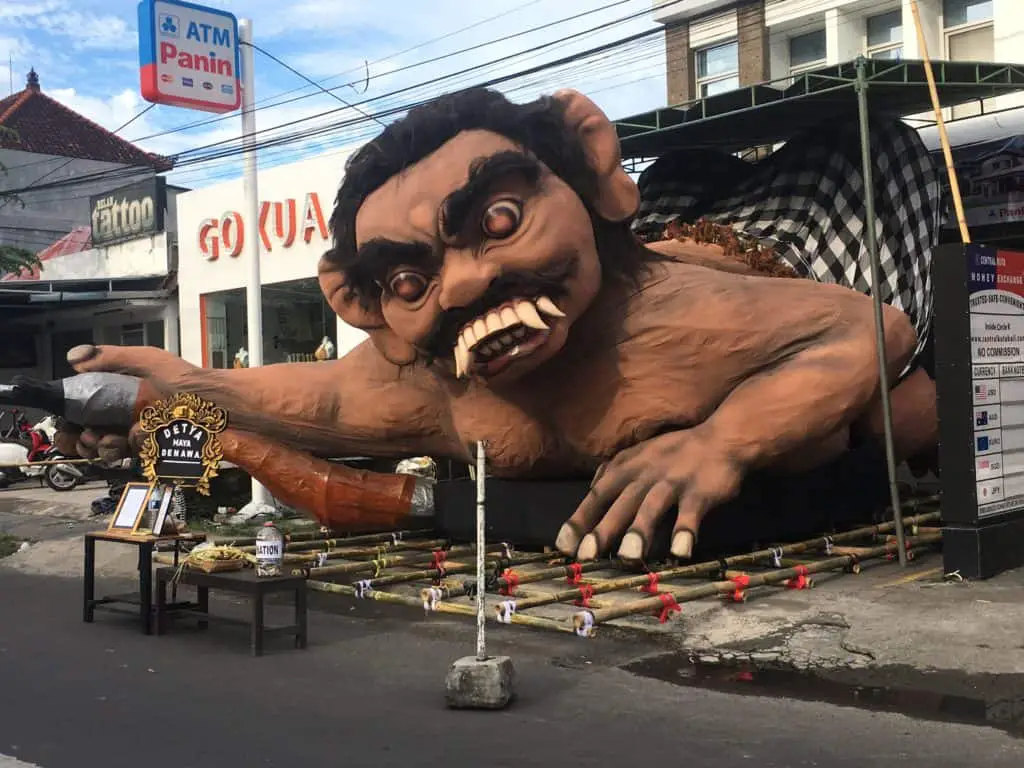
xmin=0 ymin=68 xmax=173 ymax=254
xmin=652 ymin=0 xmax=1024 ymax=143
xmin=0 ymin=69 xmax=185 ymax=384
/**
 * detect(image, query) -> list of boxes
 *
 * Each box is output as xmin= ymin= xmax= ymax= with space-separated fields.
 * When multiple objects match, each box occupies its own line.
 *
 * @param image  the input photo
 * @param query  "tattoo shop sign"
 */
xmin=89 ymin=177 xmax=168 ymax=247
xmin=138 ymin=392 xmax=227 ymax=496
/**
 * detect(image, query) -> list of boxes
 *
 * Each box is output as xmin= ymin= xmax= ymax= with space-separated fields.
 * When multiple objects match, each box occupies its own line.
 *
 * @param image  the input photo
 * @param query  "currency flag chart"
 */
xmin=968 ymin=245 xmax=1024 ymax=518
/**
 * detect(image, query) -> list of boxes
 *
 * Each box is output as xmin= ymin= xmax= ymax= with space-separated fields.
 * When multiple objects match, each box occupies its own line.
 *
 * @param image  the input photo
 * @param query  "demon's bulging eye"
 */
xmin=481 ymin=199 xmax=522 ymax=239
xmin=387 ymin=271 xmax=429 ymax=302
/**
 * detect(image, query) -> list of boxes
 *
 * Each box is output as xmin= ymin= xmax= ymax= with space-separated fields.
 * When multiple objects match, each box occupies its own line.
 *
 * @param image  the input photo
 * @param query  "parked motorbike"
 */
xmin=0 ymin=415 xmax=81 ymax=491
xmin=0 ymin=409 xmax=33 ymax=448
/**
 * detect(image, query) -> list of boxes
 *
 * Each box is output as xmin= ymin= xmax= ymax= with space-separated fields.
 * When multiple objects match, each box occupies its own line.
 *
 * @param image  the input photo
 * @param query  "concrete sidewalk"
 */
xmin=2 ymin=484 xmax=1024 ymax=682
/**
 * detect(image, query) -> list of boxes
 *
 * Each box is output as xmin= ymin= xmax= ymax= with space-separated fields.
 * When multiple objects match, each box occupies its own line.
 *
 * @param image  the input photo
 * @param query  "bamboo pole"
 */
xmin=359 ymin=550 xmax=556 ymax=590
xmin=306 ymin=578 xmax=575 ymax=634
xmin=0 ymin=457 xmax=102 ymax=468
xmin=910 ymin=0 xmax=971 ymax=243
xmin=490 ymin=511 xmax=941 ymax=617
xmin=278 ymin=537 xmax=449 ymax=563
xmin=571 ymin=533 xmax=942 ymax=635
xmin=474 ymin=440 xmax=487 ymax=660
xmin=292 ymin=541 xmax=511 ymax=578
xmin=224 ymin=528 xmax=434 ymax=551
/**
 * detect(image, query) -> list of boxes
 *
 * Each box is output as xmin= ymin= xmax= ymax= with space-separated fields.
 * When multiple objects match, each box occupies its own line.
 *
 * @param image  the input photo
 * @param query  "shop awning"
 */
xmin=614 ymin=58 xmax=1024 ymax=159
xmin=0 ymin=274 xmax=174 ymax=325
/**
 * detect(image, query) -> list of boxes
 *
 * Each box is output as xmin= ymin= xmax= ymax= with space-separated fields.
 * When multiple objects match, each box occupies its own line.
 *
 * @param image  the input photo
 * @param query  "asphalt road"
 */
xmin=0 ymin=569 xmax=1021 ymax=768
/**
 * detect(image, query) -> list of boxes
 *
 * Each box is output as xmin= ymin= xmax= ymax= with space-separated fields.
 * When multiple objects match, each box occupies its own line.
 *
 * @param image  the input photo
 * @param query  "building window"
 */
xmin=867 ymin=10 xmax=903 ymax=60
xmin=696 ymin=40 xmax=739 ymax=97
xmin=789 ymin=29 xmax=827 ymax=76
xmin=944 ymin=0 xmax=994 ymax=118
xmin=121 ymin=323 xmax=145 ymax=347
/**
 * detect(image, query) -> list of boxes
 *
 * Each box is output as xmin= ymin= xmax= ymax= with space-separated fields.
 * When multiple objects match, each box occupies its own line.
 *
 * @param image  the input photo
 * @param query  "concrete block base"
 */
xmin=444 ymin=655 xmax=516 ymax=710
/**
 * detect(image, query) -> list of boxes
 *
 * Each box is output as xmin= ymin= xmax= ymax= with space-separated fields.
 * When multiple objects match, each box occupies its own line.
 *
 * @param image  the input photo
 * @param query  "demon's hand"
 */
xmin=556 ymin=428 xmax=743 ymax=562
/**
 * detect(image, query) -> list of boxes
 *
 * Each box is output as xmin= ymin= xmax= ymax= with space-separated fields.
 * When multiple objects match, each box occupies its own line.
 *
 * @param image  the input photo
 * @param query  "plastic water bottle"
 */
xmin=255 ymin=521 xmax=284 ymax=577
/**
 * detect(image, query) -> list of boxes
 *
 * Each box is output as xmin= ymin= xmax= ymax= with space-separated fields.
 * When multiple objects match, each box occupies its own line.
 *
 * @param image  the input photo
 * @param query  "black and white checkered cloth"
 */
xmin=631 ymin=116 xmax=942 ymax=378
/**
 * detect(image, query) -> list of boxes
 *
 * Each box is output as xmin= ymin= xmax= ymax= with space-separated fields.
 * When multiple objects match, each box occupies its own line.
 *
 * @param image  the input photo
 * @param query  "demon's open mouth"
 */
xmin=454 ymin=296 xmax=565 ymax=378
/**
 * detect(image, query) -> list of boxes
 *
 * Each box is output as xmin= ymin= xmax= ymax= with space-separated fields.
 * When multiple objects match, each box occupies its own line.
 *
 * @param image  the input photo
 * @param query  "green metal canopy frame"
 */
xmin=612 ymin=57 xmax=1024 ymax=567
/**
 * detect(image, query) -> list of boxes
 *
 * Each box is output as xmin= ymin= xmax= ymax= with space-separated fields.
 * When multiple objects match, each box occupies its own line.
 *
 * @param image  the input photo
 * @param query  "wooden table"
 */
xmin=154 ymin=566 xmax=308 ymax=657
xmin=83 ymin=530 xmax=207 ymax=635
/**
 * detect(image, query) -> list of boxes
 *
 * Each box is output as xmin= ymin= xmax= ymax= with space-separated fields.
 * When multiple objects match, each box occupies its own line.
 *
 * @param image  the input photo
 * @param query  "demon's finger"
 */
xmin=53 ymin=424 xmax=83 ymax=457
xmin=584 ymin=480 xmax=653 ymax=560
xmin=558 ymin=462 xmax=636 ymax=557
xmin=617 ymin=480 xmax=679 ymax=561
xmin=672 ymin=493 xmax=712 ymax=559
xmin=554 ymin=462 xmax=606 ymax=556
xmin=97 ymin=434 xmax=132 ymax=464
xmin=67 ymin=344 xmax=189 ymax=382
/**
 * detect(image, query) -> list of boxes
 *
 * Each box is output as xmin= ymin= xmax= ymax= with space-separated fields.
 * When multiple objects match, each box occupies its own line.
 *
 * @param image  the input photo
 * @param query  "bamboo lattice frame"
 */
xmin=182 ymin=495 xmax=943 ymax=639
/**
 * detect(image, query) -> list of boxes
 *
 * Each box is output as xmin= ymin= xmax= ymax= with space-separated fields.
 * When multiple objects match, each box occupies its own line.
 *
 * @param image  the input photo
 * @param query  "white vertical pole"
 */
xmin=239 ymin=18 xmax=272 ymax=507
xmin=163 ymin=301 xmax=180 ymax=356
xmin=475 ymin=440 xmax=487 ymax=661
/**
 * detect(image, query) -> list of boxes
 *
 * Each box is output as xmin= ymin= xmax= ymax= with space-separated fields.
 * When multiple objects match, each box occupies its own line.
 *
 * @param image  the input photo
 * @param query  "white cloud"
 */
xmin=35 ymin=11 xmax=136 ymax=51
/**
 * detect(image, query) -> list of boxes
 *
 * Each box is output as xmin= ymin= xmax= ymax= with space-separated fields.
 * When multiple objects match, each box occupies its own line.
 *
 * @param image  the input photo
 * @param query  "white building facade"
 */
xmin=174 ymin=150 xmax=368 ymax=370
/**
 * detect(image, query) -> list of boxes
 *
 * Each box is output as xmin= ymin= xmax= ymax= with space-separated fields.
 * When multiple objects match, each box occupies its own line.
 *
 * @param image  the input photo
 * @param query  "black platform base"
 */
xmin=943 ymin=510 xmax=1024 ymax=580
xmin=434 ymin=441 xmax=907 ymax=561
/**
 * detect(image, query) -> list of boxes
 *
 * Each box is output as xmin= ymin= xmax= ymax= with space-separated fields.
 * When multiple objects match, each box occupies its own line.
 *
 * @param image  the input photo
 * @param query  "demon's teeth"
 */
xmin=514 ymin=300 xmax=548 ymax=330
xmin=485 ymin=312 xmax=503 ymax=335
xmin=499 ymin=307 xmax=519 ymax=327
xmin=535 ymin=296 xmax=566 ymax=318
xmin=473 ymin=318 xmax=488 ymax=339
xmin=455 ymin=336 xmax=470 ymax=378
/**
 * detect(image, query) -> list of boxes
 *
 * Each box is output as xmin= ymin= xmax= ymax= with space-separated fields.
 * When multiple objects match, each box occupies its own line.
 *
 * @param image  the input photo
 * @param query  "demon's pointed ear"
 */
xmin=552 ymin=88 xmax=640 ymax=223
xmin=317 ymin=257 xmax=419 ymax=365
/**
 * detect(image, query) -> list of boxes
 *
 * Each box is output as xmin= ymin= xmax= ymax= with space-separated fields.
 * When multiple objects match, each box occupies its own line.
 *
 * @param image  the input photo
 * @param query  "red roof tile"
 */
xmin=0 ymin=71 xmax=172 ymax=172
xmin=1 ymin=226 xmax=93 ymax=282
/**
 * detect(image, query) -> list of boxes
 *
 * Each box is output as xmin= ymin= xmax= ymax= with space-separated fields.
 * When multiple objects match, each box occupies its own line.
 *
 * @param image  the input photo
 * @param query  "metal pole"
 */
xmin=475 ymin=440 xmax=487 ymax=661
xmin=238 ymin=19 xmax=272 ymax=508
xmin=854 ymin=57 xmax=908 ymax=567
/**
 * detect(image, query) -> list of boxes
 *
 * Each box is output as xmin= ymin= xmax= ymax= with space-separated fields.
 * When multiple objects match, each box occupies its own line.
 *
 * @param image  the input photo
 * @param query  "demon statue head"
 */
xmin=317 ymin=88 xmax=652 ymax=386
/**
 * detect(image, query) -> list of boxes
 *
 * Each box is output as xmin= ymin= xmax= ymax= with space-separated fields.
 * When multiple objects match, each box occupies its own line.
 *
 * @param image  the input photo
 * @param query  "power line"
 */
xmin=0 ymin=23 xmax=667 ymax=199
xmin=128 ymin=0 xmax=638 ymax=144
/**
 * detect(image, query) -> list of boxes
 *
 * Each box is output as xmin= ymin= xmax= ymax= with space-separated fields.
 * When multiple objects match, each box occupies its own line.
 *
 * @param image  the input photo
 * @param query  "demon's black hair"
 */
xmin=324 ymin=87 xmax=658 ymax=309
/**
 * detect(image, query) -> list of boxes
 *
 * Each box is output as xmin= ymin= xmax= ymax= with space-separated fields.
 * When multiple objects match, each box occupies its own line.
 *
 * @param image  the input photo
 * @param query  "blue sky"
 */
xmin=0 ymin=0 xmax=668 ymax=190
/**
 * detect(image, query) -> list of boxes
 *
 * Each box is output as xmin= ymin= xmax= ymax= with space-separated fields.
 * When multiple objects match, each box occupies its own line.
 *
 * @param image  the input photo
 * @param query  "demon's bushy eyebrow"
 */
xmin=352 ymin=238 xmax=438 ymax=283
xmin=441 ymin=150 xmax=542 ymax=238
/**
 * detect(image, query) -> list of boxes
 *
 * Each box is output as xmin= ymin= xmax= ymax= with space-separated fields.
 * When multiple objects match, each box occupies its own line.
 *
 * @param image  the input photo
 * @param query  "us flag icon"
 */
xmin=976 ymin=384 xmax=988 ymax=400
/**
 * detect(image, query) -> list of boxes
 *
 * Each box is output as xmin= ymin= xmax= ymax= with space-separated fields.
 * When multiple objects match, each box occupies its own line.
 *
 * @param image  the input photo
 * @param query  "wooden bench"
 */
xmin=83 ymin=530 xmax=206 ymax=635
xmin=153 ymin=566 xmax=308 ymax=656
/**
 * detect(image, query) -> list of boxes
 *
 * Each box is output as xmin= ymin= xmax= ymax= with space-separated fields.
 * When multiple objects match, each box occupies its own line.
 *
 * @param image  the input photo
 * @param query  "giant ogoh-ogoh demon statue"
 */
xmin=2 ymin=88 xmax=942 ymax=563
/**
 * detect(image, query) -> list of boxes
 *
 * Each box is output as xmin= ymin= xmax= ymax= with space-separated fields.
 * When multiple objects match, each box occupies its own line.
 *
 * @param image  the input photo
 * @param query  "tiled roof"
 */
xmin=0 ymin=70 xmax=173 ymax=172
xmin=1 ymin=226 xmax=93 ymax=282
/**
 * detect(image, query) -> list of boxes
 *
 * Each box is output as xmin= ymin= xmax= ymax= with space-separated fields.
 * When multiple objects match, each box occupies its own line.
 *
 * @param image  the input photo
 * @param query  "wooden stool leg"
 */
xmin=251 ymin=594 xmax=264 ymax=657
xmin=155 ymin=576 xmax=167 ymax=635
xmin=295 ymin=586 xmax=307 ymax=649
xmin=83 ymin=536 xmax=96 ymax=623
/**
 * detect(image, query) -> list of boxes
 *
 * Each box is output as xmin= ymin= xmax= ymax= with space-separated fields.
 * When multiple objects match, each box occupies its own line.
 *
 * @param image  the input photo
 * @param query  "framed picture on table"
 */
xmin=107 ymin=482 xmax=154 ymax=534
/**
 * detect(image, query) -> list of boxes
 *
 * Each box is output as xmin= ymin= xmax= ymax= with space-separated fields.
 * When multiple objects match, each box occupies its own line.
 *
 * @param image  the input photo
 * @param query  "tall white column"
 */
xmin=163 ymin=300 xmax=180 ymax=356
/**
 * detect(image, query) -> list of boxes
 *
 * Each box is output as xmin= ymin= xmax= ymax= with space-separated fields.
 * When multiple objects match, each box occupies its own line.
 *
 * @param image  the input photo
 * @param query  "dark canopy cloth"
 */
xmin=631 ymin=116 xmax=942 ymax=378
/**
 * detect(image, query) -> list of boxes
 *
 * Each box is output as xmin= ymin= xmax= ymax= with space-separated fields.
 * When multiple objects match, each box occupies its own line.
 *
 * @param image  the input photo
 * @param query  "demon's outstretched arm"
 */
xmin=14 ymin=342 xmax=460 ymax=463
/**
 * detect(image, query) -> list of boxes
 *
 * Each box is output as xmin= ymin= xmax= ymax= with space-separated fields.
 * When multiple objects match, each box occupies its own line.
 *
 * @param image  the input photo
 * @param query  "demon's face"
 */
xmin=352 ymin=130 xmax=602 ymax=384
xmin=319 ymin=89 xmax=641 ymax=389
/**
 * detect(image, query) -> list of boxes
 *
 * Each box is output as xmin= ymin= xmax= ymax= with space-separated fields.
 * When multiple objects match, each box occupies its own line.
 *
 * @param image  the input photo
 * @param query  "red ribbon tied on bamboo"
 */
xmin=500 ymin=568 xmax=520 ymax=596
xmin=657 ymin=593 xmax=681 ymax=623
